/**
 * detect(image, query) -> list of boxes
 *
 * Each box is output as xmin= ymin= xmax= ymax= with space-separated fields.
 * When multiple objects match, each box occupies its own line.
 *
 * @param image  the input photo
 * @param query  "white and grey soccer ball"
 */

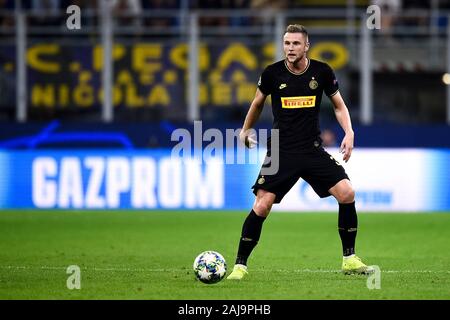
xmin=193 ymin=251 xmax=227 ymax=284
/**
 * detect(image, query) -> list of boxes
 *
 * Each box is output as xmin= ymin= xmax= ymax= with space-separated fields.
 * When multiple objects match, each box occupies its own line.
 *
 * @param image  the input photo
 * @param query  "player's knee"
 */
xmin=253 ymin=199 xmax=272 ymax=217
xmin=338 ymin=187 xmax=355 ymax=203
xmin=253 ymin=190 xmax=275 ymax=217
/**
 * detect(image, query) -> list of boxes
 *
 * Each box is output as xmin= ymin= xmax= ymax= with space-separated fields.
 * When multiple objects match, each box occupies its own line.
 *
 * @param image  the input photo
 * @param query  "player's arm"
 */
xmin=240 ymin=88 xmax=267 ymax=148
xmin=330 ymin=91 xmax=354 ymax=162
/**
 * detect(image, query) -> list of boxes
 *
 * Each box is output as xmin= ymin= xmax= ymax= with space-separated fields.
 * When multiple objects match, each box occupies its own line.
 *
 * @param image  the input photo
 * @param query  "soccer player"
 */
xmin=227 ymin=24 xmax=374 ymax=280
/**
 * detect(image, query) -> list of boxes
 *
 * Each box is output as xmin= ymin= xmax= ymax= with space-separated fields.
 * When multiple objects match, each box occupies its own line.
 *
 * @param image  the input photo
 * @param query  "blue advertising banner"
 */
xmin=0 ymin=148 xmax=449 ymax=211
xmin=0 ymin=149 xmax=258 ymax=210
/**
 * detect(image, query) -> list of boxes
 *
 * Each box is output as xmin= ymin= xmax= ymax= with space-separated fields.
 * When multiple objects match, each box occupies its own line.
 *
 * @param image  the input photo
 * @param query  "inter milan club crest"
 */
xmin=309 ymin=77 xmax=318 ymax=90
xmin=258 ymin=176 xmax=265 ymax=184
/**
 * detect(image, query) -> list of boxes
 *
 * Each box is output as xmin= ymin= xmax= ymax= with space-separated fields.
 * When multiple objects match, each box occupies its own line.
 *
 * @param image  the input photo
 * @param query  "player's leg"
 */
xmin=302 ymin=147 xmax=374 ymax=275
xmin=227 ymin=189 xmax=275 ymax=280
xmin=329 ymin=179 xmax=374 ymax=275
xmin=227 ymin=151 xmax=300 ymax=280
xmin=236 ymin=189 xmax=275 ymax=265
xmin=329 ymin=179 xmax=357 ymax=257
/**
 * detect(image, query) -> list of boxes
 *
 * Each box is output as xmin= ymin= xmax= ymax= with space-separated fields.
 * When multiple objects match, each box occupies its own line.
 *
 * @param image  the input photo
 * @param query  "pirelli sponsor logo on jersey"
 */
xmin=281 ymin=96 xmax=316 ymax=109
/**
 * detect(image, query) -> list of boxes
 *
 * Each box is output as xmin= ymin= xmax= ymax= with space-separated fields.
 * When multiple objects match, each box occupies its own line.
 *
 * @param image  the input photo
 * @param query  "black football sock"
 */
xmin=338 ymin=202 xmax=358 ymax=257
xmin=235 ymin=210 xmax=266 ymax=266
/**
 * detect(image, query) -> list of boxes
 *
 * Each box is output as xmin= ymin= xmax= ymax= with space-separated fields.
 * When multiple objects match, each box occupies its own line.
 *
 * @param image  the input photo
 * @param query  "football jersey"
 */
xmin=258 ymin=58 xmax=339 ymax=152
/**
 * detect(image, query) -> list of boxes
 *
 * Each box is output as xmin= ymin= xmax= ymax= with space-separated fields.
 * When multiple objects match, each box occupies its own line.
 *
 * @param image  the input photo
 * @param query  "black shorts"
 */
xmin=251 ymin=147 xmax=349 ymax=203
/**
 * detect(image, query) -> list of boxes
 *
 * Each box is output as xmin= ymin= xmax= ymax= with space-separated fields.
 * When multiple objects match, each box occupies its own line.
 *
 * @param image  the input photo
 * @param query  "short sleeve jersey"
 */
xmin=258 ymin=59 xmax=339 ymax=152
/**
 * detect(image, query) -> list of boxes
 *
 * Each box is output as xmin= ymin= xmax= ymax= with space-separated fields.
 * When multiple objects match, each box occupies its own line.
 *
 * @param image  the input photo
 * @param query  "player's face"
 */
xmin=283 ymin=32 xmax=309 ymax=64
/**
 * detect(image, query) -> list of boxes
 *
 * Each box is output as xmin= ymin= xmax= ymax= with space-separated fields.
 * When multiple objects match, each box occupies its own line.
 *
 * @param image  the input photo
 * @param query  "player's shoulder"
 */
xmin=262 ymin=60 xmax=286 ymax=73
xmin=309 ymin=59 xmax=334 ymax=72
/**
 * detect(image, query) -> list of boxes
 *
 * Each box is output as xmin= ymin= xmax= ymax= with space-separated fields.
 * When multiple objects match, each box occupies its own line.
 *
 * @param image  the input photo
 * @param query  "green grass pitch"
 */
xmin=0 ymin=210 xmax=449 ymax=300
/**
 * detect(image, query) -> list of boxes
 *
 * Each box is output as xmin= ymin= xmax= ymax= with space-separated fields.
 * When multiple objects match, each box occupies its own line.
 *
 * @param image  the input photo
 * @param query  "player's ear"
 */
xmin=305 ymin=41 xmax=310 ymax=53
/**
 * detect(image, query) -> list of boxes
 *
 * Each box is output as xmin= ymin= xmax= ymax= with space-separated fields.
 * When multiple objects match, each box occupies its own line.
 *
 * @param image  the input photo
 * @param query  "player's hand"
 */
xmin=239 ymin=129 xmax=258 ymax=149
xmin=340 ymin=132 xmax=354 ymax=162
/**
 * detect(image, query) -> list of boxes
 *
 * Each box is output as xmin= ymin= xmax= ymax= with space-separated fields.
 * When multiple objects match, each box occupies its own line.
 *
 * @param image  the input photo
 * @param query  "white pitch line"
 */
xmin=0 ymin=265 xmax=449 ymax=274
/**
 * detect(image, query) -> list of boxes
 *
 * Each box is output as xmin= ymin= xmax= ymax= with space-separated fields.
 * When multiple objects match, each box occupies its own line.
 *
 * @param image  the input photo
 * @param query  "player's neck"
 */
xmin=285 ymin=57 xmax=309 ymax=74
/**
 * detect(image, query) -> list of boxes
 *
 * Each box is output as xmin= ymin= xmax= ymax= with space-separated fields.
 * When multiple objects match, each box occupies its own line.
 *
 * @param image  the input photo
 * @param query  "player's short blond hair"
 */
xmin=285 ymin=24 xmax=308 ymax=39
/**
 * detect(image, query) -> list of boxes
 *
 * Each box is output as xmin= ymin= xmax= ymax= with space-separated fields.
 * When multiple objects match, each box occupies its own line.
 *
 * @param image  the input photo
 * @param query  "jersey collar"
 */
xmin=284 ymin=58 xmax=310 ymax=75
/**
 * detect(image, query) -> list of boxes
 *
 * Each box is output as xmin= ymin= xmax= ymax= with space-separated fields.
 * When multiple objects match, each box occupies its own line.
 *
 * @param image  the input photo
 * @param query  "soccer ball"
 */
xmin=193 ymin=251 xmax=227 ymax=284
